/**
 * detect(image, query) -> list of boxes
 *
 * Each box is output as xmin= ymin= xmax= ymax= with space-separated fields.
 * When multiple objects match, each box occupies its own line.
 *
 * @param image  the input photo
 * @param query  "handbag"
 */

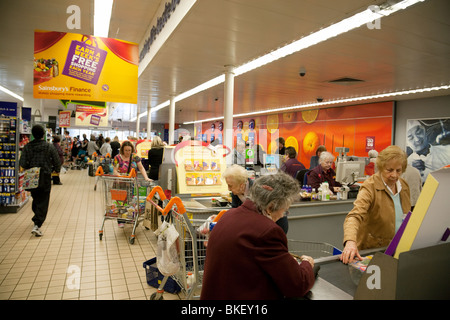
xmin=22 ymin=142 xmax=51 ymax=190
xmin=23 ymin=167 xmax=41 ymax=190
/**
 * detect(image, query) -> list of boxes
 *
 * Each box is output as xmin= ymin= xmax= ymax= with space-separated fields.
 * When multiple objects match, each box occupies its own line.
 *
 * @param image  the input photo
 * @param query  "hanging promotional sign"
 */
xmin=33 ymin=30 xmax=138 ymax=103
xmin=75 ymin=105 xmax=108 ymax=127
xmin=59 ymin=111 xmax=71 ymax=127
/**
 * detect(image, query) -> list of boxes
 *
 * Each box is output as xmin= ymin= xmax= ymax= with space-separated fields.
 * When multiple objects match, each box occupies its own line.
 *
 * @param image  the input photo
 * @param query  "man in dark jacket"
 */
xmin=281 ymin=146 xmax=306 ymax=178
xmin=19 ymin=125 xmax=61 ymax=236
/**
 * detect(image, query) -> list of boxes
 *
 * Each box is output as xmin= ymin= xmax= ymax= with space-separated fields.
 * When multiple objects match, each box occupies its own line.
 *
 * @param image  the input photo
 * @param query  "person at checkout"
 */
xmin=307 ymin=151 xmax=342 ymax=193
xmin=222 ymin=164 xmax=289 ymax=234
xmin=201 ymin=172 xmax=315 ymax=300
xmin=340 ymin=145 xmax=411 ymax=264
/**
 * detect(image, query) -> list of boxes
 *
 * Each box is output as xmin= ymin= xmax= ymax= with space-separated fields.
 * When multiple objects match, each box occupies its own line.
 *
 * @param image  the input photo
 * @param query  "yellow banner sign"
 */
xmin=33 ymin=30 xmax=138 ymax=103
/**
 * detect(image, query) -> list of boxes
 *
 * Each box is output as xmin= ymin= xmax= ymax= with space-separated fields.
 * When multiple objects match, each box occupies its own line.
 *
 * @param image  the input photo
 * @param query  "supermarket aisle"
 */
xmin=0 ymin=167 xmax=180 ymax=300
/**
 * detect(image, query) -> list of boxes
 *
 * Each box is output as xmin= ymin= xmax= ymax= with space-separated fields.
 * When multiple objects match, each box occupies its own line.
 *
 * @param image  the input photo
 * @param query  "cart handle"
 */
xmin=148 ymin=195 xmax=186 ymax=216
xmin=95 ymin=166 xmax=104 ymax=176
xmin=213 ymin=210 xmax=227 ymax=222
xmin=146 ymin=186 xmax=167 ymax=202
xmin=95 ymin=166 xmax=137 ymax=178
xmin=162 ymin=197 xmax=186 ymax=216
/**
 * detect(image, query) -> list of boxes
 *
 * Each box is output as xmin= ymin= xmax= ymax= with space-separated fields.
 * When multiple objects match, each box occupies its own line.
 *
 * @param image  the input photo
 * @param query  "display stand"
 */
xmin=174 ymin=141 xmax=228 ymax=195
xmin=0 ymin=102 xmax=27 ymax=213
xmin=354 ymin=167 xmax=450 ymax=300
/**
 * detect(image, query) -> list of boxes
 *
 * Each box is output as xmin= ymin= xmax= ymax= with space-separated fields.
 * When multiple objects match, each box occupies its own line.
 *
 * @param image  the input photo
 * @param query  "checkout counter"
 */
xmin=148 ymin=144 xmax=450 ymax=300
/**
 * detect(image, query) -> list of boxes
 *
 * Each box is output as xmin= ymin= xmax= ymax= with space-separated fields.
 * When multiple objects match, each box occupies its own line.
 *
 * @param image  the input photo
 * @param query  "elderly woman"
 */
xmin=340 ymin=145 xmax=411 ymax=264
xmin=307 ymin=151 xmax=342 ymax=192
xmin=201 ymin=172 xmax=316 ymax=300
xmin=222 ymin=164 xmax=251 ymax=208
xmin=309 ymin=145 xmax=327 ymax=169
xmin=223 ymin=165 xmax=289 ymax=233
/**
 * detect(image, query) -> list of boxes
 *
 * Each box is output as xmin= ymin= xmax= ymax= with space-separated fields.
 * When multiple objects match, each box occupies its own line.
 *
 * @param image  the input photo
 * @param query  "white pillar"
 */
xmin=169 ymin=96 xmax=175 ymax=144
xmin=146 ymin=101 xmax=152 ymax=139
xmin=39 ymin=99 xmax=44 ymax=121
xmin=135 ymin=104 xmax=140 ymax=139
xmin=224 ymin=65 xmax=235 ymax=162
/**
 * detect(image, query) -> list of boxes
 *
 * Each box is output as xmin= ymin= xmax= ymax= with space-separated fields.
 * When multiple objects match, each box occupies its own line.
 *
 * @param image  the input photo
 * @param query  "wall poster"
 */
xmin=406 ymin=118 xmax=450 ymax=184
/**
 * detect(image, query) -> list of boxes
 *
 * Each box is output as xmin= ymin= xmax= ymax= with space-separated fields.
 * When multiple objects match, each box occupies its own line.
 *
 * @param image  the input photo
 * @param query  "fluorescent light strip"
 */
xmin=133 ymin=0 xmax=425 ymax=122
xmin=174 ymin=75 xmax=225 ymax=102
xmin=94 ymin=0 xmax=114 ymax=38
xmin=0 ymin=85 xmax=24 ymax=102
xmin=132 ymin=75 xmax=226 ymax=121
xmin=144 ymin=0 xmax=425 ymax=117
xmin=182 ymin=84 xmax=450 ymax=124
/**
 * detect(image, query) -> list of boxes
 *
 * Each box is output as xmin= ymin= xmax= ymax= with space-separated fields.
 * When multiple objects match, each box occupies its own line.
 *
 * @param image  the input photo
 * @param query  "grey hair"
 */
xmin=222 ymin=164 xmax=248 ymax=185
xmin=319 ymin=151 xmax=335 ymax=164
xmin=248 ymin=172 xmax=300 ymax=215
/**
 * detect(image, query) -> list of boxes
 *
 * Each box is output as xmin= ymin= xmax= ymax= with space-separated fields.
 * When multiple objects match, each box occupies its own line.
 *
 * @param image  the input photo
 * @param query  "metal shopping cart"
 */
xmin=288 ymin=240 xmax=342 ymax=260
xmin=145 ymin=186 xmax=226 ymax=300
xmin=93 ymin=154 xmax=112 ymax=191
xmin=96 ymin=166 xmax=145 ymax=244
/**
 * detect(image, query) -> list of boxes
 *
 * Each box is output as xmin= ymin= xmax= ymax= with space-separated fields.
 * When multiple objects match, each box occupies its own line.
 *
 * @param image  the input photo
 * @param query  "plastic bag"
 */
xmin=196 ymin=215 xmax=218 ymax=247
xmin=196 ymin=215 xmax=217 ymax=236
xmin=154 ymin=220 xmax=180 ymax=276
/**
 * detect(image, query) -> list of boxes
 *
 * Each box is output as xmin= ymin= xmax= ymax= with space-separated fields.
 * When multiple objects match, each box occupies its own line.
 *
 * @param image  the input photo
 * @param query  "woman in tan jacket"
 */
xmin=340 ymin=146 xmax=411 ymax=264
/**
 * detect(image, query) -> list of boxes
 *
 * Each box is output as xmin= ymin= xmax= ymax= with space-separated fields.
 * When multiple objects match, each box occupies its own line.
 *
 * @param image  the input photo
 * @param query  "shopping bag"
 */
xmin=61 ymin=35 xmax=107 ymax=85
xmin=23 ymin=167 xmax=40 ymax=190
xmin=154 ymin=220 xmax=180 ymax=276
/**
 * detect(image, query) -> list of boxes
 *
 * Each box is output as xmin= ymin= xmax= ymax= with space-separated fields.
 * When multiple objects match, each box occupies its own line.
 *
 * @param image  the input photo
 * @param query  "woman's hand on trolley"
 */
xmin=300 ymin=255 xmax=314 ymax=268
xmin=340 ymin=240 xmax=362 ymax=264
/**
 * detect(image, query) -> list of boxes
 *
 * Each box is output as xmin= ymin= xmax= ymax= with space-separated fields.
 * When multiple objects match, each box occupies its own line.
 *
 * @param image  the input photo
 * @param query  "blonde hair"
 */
xmin=222 ymin=165 xmax=248 ymax=185
xmin=151 ymin=136 xmax=165 ymax=148
xmin=376 ymin=145 xmax=407 ymax=173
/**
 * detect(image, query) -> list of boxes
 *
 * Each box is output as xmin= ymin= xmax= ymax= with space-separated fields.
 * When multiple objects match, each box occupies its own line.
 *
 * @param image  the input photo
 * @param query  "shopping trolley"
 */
xmin=96 ymin=166 xmax=145 ymax=244
xmin=93 ymin=153 xmax=112 ymax=191
xmin=145 ymin=186 xmax=226 ymax=300
xmin=288 ymin=240 xmax=342 ymax=260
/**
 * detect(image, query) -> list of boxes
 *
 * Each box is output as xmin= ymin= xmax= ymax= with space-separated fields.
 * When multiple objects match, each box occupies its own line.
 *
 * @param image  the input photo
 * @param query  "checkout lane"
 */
xmin=178 ymin=194 xmax=374 ymax=300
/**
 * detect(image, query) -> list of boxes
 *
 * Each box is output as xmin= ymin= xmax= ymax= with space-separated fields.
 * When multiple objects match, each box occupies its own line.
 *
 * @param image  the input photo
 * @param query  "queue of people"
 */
xmin=201 ymin=141 xmax=432 ymax=299
xmin=18 ymin=126 xmax=437 ymax=300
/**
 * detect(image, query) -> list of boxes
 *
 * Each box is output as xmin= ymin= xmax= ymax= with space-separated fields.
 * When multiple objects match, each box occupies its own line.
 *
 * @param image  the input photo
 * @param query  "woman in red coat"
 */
xmin=200 ymin=172 xmax=315 ymax=300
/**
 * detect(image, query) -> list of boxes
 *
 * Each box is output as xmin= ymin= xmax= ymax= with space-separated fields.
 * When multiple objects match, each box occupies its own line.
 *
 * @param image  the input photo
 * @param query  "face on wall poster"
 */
xmin=33 ymin=30 xmax=138 ymax=103
xmin=406 ymin=118 xmax=450 ymax=184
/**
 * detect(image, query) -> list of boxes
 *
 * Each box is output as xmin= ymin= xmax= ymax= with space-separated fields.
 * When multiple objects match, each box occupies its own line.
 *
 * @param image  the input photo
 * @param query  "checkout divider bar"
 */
xmin=288 ymin=211 xmax=349 ymax=220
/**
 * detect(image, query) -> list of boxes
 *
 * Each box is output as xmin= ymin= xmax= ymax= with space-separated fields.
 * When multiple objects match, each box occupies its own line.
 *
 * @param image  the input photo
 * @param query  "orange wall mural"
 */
xmin=200 ymin=101 xmax=394 ymax=166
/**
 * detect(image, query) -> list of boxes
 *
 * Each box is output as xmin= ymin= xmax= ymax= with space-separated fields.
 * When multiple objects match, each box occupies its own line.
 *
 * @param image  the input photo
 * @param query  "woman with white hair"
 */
xmin=306 ymin=151 xmax=342 ymax=192
xmin=365 ymin=149 xmax=378 ymax=176
xmin=201 ymin=172 xmax=315 ymax=299
xmin=222 ymin=164 xmax=289 ymax=233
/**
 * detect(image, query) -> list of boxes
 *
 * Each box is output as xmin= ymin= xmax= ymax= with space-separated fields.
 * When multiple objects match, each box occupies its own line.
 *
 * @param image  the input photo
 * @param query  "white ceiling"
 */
xmin=0 ymin=0 xmax=449 ymax=127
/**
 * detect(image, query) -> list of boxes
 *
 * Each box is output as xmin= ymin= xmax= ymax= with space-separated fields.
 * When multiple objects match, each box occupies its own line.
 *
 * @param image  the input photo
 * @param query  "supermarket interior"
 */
xmin=0 ymin=0 xmax=449 ymax=303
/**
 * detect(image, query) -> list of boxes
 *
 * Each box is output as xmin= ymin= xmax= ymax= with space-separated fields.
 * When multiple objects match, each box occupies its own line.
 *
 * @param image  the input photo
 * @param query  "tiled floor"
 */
xmin=0 ymin=166 xmax=181 ymax=300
